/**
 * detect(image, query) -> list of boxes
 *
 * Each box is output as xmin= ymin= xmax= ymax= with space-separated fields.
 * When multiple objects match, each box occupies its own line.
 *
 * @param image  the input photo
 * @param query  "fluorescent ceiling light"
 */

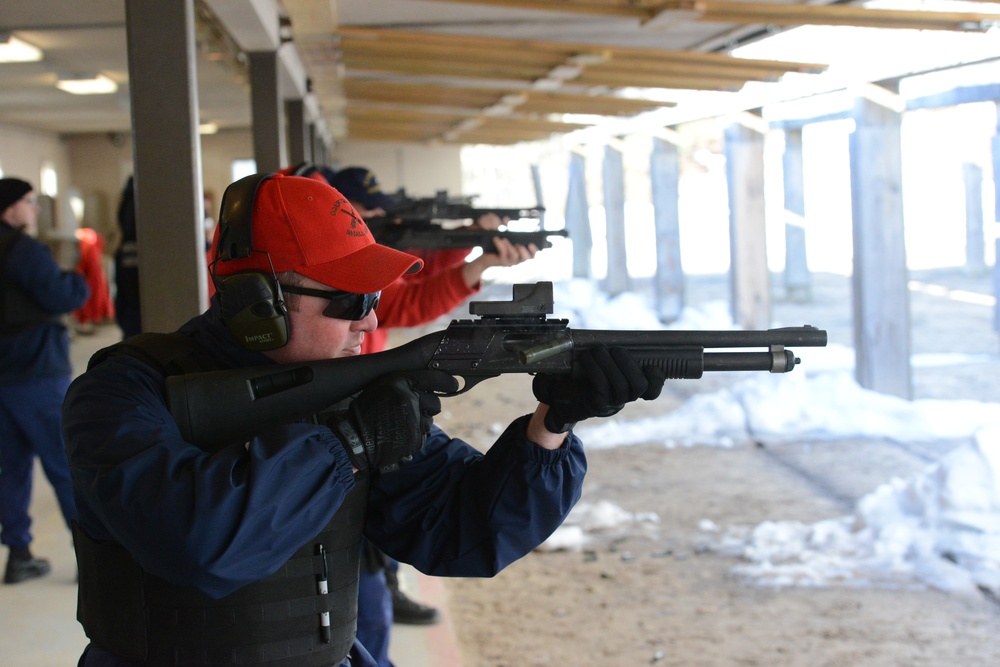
xmin=199 ymin=122 xmax=219 ymax=135
xmin=0 ymin=35 xmax=43 ymax=63
xmin=56 ymin=74 xmax=118 ymax=95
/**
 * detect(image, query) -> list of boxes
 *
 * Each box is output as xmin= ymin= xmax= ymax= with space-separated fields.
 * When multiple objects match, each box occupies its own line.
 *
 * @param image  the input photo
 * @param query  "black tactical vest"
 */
xmin=0 ymin=230 xmax=63 ymax=334
xmin=74 ymin=333 xmax=367 ymax=666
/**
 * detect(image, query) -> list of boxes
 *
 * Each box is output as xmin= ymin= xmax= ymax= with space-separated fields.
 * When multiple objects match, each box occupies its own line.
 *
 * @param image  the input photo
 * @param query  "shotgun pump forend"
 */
xmin=165 ymin=282 xmax=828 ymax=450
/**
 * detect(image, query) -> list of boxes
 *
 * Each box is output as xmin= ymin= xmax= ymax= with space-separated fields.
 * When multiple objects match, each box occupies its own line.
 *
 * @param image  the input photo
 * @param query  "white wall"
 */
xmin=4 ymin=125 xmax=461 ymax=252
xmin=0 ymin=122 xmax=73 ymax=234
xmin=62 ymin=128 xmax=255 ymax=247
xmin=63 ymin=132 xmax=133 ymax=249
xmin=200 ymin=128 xmax=254 ymax=213
xmin=331 ymin=140 xmax=463 ymax=197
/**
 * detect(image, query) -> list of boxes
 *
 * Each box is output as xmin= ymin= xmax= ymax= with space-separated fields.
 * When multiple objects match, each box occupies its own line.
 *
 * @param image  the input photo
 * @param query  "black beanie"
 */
xmin=0 ymin=178 xmax=33 ymax=215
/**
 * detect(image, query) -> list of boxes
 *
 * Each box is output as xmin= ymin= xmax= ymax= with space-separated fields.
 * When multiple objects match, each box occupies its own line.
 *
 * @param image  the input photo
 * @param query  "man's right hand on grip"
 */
xmin=327 ymin=370 xmax=457 ymax=473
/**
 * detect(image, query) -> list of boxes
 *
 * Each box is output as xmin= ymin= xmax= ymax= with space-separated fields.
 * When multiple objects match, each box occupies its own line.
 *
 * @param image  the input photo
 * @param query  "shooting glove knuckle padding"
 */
xmin=329 ymin=375 xmax=428 ymax=474
xmin=533 ymin=345 xmax=659 ymax=434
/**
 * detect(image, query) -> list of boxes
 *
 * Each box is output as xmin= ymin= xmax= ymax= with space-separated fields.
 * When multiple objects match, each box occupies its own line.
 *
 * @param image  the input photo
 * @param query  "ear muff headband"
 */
xmin=213 ymin=173 xmax=290 ymax=352
xmin=216 ymin=172 xmax=272 ymax=263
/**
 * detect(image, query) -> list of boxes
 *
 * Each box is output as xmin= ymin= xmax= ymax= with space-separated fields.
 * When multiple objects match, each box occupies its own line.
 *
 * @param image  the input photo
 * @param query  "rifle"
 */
xmin=387 ymin=190 xmax=544 ymax=223
xmin=166 ymin=282 xmax=828 ymax=449
xmin=367 ymin=218 xmax=569 ymax=253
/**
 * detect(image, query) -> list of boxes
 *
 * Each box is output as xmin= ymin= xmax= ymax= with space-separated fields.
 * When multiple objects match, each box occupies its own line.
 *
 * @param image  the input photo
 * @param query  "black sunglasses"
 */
xmin=278 ymin=284 xmax=380 ymax=321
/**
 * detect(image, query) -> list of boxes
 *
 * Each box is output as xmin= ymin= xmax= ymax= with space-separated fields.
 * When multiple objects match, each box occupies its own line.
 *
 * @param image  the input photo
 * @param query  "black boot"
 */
xmin=4 ymin=547 xmax=51 ymax=584
xmin=385 ymin=567 xmax=440 ymax=625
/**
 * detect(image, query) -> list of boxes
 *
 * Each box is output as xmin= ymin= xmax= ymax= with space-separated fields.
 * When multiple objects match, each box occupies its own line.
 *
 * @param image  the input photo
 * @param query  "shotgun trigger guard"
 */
xmin=449 ymin=374 xmax=496 ymax=395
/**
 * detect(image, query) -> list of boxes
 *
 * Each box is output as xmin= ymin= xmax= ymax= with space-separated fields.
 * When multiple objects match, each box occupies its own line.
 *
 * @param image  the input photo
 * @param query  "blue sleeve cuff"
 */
xmin=511 ymin=414 xmax=578 ymax=465
xmin=323 ymin=428 xmax=357 ymax=490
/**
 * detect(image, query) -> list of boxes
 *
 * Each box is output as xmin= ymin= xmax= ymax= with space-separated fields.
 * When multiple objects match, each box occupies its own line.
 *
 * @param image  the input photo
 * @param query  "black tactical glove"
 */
xmin=328 ymin=370 xmax=458 ymax=473
xmin=532 ymin=345 xmax=666 ymax=434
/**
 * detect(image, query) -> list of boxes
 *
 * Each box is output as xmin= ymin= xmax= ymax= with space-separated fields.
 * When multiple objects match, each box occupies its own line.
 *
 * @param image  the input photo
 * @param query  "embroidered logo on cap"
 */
xmin=333 ymin=198 xmax=369 ymax=238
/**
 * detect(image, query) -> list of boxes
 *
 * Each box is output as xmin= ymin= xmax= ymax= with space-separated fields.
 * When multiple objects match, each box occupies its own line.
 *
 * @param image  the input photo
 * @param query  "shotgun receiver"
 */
xmin=165 ymin=282 xmax=827 ymax=449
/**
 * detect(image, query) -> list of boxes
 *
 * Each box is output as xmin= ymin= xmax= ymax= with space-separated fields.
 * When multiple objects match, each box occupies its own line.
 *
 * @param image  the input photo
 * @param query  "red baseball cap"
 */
xmin=277 ymin=162 xmax=328 ymax=183
xmin=214 ymin=174 xmax=422 ymax=293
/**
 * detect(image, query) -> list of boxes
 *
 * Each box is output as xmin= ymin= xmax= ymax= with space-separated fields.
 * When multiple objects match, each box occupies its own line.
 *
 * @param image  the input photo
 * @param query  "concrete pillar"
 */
xmin=286 ymin=98 xmax=307 ymax=167
xmin=248 ymin=50 xmax=285 ymax=172
xmin=124 ymin=0 xmax=207 ymax=330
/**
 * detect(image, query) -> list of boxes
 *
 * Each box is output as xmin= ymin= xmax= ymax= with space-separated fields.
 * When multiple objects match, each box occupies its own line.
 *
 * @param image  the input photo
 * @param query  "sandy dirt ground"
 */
xmin=393 ymin=268 xmax=1000 ymax=667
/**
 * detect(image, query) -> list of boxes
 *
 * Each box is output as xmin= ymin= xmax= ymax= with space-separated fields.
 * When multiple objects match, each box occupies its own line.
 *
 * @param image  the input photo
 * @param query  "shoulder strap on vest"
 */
xmin=0 ymin=229 xmax=20 ymax=255
xmin=88 ymin=332 xmax=222 ymax=376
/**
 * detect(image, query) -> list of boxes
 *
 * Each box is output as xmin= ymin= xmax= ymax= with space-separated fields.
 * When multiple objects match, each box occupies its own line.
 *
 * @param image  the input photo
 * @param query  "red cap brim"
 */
xmin=296 ymin=243 xmax=422 ymax=294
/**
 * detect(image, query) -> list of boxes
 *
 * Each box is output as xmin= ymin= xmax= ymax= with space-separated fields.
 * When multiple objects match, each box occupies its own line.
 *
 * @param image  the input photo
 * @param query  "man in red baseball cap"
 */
xmin=63 ymin=173 xmax=665 ymax=667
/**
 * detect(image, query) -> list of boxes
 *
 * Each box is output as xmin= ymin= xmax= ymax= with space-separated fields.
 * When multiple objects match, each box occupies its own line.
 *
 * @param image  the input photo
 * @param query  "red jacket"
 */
xmin=362 ymin=252 xmax=477 ymax=354
xmin=74 ymin=227 xmax=114 ymax=324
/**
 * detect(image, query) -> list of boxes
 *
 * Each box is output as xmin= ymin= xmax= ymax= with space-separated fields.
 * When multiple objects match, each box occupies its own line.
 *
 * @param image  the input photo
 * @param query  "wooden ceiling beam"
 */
xmin=344 ymin=81 xmax=506 ymax=109
xmin=518 ymin=92 xmax=671 ymax=115
xmin=659 ymin=0 xmax=1000 ymax=32
xmin=419 ymin=0 xmax=1000 ymax=32
xmin=346 ymin=113 xmax=588 ymax=145
xmin=346 ymin=109 xmax=463 ymax=126
xmin=421 ymin=0 xmax=656 ymax=20
xmin=586 ymin=58 xmax=796 ymax=81
xmin=341 ymin=54 xmax=553 ymax=80
xmin=447 ymin=132 xmax=556 ymax=144
xmin=344 ymin=79 xmax=671 ymax=117
xmin=337 ymin=37 xmax=566 ymax=66
xmin=476 ymin=117 xmax=590 ymax=132
xmin=574 ymin=70 xmax=745 ymax=91
xmin=336 ymin=26 xmax=825 ymax=74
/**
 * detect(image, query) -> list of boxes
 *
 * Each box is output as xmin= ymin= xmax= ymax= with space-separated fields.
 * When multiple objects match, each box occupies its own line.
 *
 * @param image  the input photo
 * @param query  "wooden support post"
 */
xmin=124 ymin=0 xmax=207 ymax=331
xmin=565 ymin=150 xmax=592 ymax=278
xmin=963 ymin=162 xmax=986 ymax=275
xmin=992 ymin=104 xmax=1000 ymax=336
xmin=724 ymin=112 xmax=771 ymax=330
xmin=783 ymin=128 xmax=811 ymax=302
xmin=603 ymin=143 xmax=630 ymax=296
xmin=849 ymin=84 xmax=912 ymax=399
xmin=651 ymin=134 xmax=684 ymax=323
xmin=530 ymin=163 xmax=546 ymax=228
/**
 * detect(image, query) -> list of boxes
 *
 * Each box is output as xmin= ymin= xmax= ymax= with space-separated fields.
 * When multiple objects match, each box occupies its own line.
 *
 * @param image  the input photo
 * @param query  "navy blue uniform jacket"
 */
xmin=62 ymin=300 xmax=587 ymax=665
xmin=0 ymin=223 xmax=88 ymax=382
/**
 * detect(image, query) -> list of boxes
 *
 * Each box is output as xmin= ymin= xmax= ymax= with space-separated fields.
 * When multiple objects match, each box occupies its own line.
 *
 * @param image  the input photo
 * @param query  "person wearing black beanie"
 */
xmin=0 ymin=176 xmax=89 ymax=585
xmin=0 ymin=178 xmax=36 ymax=231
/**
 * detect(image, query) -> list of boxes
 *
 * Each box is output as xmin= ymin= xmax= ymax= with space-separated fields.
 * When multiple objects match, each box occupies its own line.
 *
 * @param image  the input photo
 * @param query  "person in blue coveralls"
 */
xmin=62 ymin=173 xmax=665 ymax=667
xmin=0 ymin=177 xmax=89 ymax=585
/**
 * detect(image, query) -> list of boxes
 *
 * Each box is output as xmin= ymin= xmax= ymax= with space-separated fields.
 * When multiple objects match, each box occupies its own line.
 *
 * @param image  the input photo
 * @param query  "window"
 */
xmin=40 ymin=162 xmax=57 ymax=197
xmin=231 ymin=159 xmax=256 ymax=182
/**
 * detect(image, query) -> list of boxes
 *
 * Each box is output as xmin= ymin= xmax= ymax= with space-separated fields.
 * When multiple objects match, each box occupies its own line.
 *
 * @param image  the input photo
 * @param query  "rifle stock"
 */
xmin=166 ymin=282 xmax=828 ymax=450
